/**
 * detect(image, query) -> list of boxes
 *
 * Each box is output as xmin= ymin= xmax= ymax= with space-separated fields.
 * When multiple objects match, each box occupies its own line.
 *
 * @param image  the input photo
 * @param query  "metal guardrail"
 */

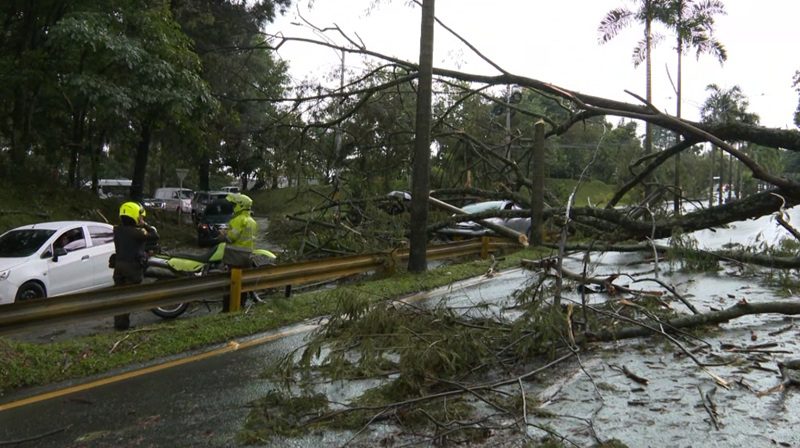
xmin=0 ymin=238 xmax=519 ymax=335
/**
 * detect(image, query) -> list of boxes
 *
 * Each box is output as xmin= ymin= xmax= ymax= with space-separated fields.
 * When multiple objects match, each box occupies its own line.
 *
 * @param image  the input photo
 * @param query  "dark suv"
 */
xmin=191 ymin=191 xmax=228 ymax=223
xmin=196 ymin=199 xmax=234 ymax=246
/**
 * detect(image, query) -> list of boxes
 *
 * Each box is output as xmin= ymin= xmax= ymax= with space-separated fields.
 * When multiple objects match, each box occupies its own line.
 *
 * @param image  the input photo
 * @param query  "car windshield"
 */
xmin=461 ymin=201 xmax=504 ymax=214
xmin=178 ymin=190 xmax=193 ymax=199
xmin=0 ymin=229 xmax=55 ymax=257
xmin=204 ymin=201 xmax=234 ymax=216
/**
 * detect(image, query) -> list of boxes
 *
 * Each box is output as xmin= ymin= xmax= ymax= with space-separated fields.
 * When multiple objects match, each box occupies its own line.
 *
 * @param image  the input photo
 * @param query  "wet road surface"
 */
xmin=1 ymin=326 xmax=311 ymax=447
xmin=3 ymin=210 xmax=800 ymax=446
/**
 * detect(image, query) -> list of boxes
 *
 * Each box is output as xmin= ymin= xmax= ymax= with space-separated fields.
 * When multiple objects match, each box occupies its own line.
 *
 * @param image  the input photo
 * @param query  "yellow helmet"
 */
xmin=226 ymin=193 xmax=252 ymax=214
xmin=119 ymin=201 xmax=145 ymax=221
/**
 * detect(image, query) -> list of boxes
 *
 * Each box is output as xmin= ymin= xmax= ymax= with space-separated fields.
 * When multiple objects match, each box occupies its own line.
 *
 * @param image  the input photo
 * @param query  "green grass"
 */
xmin=548 ymin=178 xmax=629 ymax=207
xmin=248 ymin=184 xmax=334 ymax=220
xmin=0 ymin=179 xmax=120 ymax=232
xmin=0 ymin=246 xmax=552 ymax=394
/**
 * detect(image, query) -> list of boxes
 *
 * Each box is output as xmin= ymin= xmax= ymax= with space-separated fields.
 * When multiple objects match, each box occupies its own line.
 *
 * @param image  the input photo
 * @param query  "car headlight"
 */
xmin=0 ymin=269 xmax=9 ymax=281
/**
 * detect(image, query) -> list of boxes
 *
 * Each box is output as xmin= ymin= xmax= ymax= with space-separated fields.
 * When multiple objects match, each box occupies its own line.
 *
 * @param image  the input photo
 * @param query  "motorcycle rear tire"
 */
xmin=151 ymin=303 xmax=190 ymax=319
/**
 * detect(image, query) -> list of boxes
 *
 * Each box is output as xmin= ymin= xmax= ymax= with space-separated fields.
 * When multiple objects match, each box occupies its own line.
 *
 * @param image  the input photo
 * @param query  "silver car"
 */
xmin=436 ymin=200 xmax=530 ymax=239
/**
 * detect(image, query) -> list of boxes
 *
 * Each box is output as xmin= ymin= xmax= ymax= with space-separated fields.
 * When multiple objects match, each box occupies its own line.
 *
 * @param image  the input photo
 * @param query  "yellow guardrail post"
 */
xmin=382 ymin=249 xmax=399 ymax=276
xmin=229 ymin=268 xmax=243 ymax=312
xmin=481 ymin=237 xmax=490 ymax=259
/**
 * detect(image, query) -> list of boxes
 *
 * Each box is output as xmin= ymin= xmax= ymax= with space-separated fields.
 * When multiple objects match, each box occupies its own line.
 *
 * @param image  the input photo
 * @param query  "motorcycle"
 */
xmin=145 ymin=242 xmax=276 ymax=318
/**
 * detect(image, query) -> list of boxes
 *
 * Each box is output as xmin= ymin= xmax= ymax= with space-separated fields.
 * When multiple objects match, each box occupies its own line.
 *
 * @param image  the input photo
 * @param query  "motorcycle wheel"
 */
xmin=151 ymin=303 xmax=190 ymax=319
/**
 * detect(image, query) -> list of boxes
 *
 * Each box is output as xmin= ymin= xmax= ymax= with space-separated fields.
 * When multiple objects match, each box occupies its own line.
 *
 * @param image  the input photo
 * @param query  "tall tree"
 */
xmin=0 ymin=0 xmax=72 ymax=177
xmin=598 ymin=0 xmax=668 ymax=196
xmin=700 ymin=83 xmax=759 ymax=204
xmin=170 ymin=0 xmax=290 ymax=191
xmin=662 ymin=0 xmax=727 ymax=212
xmin=408 ymin=0 xmax=435 ymax=272
xmin=794 ymin=70 xmax=800 ymax=128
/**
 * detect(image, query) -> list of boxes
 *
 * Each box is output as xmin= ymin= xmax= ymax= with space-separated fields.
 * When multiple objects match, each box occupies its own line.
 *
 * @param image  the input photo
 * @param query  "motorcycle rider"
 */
xmin=112 ymin=201 xmax=159 ymax=330
xmin=219 ymin=193 xmax=258 ymax=311
xmin=222 ymin=193 xmax=257 ymax=250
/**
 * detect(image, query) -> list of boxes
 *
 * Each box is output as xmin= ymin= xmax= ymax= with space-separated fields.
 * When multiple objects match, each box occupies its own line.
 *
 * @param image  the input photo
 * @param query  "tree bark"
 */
xmin=591 ymin=301 xmax=800 ymax=342
xmin=408 ymin=0 xmax=435 ymax=273
xmin=130 ymin=121 xmax=152 ymax=202
xmin=531 ymin=121 xmax=545 ymax=245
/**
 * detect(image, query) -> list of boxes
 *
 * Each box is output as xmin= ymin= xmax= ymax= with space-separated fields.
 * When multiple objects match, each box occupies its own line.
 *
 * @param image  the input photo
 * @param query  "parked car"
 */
xmin=154 ymin=187 xmax=194 ymax=214
xmin=196 ymin=199 xmax=234 ymax=246
xmin=436 ymin=200 xmax=531 ymax=240
xmin=221 ymin=186 xmax=240 ymax=194
xmin=83 ymin=178 xmax=132 ymax=199
xmin=0 ymin=221 xmax=116 ymax=304
xmin=190 ymin=190 xmax=229 ymax=222
xmin=142 ymin=197 xmax=166 ymax=210
xmin=383 ymin=190 xmax=412 ymax=215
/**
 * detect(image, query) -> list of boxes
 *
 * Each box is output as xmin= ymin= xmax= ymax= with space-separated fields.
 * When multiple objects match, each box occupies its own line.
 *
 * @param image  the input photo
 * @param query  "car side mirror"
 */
xmin=52 ymin=247 xmax=67 ymax=261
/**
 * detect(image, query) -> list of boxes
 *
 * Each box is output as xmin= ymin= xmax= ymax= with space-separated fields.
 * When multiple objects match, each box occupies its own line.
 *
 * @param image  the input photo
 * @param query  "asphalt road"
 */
xmin=0 ymin=325 xmax=313 ymax=447
xmin=0 ymin=273 xmax=514 ymax=448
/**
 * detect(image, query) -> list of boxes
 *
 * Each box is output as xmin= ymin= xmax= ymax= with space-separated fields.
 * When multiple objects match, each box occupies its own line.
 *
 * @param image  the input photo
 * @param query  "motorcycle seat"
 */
xmin=171 ymin=245 xmax=219 ymax=263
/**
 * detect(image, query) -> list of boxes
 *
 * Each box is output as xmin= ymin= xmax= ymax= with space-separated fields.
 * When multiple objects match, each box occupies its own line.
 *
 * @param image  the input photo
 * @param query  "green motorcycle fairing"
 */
xmin=164 ymin=243 xmax=274 ymax=273
xmin=166 ymin=257 xmax=206 ymax=273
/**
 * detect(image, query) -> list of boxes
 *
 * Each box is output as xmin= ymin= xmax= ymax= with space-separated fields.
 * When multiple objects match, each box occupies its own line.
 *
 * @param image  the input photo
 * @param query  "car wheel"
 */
xmin=15 ymin=281 xmax=46 ymax=302
xmin=151 ymin=303 xmax=189 ymax=319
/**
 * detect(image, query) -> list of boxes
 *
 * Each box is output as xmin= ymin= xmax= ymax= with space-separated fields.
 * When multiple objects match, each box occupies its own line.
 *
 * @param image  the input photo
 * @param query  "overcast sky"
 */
xmin=266 ymin=0 xmax=799 ymax=129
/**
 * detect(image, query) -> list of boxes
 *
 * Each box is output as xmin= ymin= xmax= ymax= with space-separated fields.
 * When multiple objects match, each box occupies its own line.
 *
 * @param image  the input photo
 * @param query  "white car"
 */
xmin=436 ymin=200 xmax=531 ymax=240
xmin=0 ymin=221 xmax=116 ymax=305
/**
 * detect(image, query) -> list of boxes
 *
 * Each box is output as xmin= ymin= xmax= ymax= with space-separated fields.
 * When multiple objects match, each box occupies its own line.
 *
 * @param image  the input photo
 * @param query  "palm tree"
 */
xmin=700 ymin=84 xmax=759 ymax=205
xmin=663 ymin=0 xmax=727 ymax=212
xmin=793 ymin=70 xmax=800 ymax=127
xmin=598 ymin=0 xmax=669 ymax=199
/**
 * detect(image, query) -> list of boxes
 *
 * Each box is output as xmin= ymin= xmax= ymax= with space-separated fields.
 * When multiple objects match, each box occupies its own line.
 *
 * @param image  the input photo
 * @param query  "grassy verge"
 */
xmin=549 ymin=178 xmax=631 ymax=207
xmin=0 ymin=246 xmax=552 ymax=394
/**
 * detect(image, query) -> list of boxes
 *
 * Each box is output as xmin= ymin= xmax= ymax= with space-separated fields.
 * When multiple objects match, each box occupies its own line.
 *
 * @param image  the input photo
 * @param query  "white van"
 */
xmin=153 ymin=187 xmax=194 ymax=213
xmin=84 ymin=179 xmax=132 ymax=199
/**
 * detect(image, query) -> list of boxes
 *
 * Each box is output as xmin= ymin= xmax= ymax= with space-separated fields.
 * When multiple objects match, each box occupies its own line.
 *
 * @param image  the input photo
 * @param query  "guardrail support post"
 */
xmin=381 ymin=251 xmax=399 ymax=276
xmin=481 ymin=237 xmax=490 ymax=259
xmin=228 ymin=268 xmax=243 ymax=312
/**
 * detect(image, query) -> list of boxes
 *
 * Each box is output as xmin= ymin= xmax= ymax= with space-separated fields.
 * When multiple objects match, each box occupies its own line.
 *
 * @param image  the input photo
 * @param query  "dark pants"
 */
xmin=113 ymin=261 xmax=143 ymax=330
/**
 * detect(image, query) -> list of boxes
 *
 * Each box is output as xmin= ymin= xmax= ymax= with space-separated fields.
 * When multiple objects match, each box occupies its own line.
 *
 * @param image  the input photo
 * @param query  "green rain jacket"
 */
xmin=227 ymin=210 xmax=258 ymax=250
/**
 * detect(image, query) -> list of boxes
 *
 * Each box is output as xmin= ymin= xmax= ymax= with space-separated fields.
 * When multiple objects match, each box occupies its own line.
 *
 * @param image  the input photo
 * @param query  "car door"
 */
xmin=501 ymin=202 xmax=530 ymax=234
xmin=88 ymin=225 xmax=115 ymax=289
xmin=46 ymin=227 xmax=93 ymax=296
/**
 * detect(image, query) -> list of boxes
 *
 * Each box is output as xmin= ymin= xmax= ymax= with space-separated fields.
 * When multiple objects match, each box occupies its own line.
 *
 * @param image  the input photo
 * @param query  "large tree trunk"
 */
xmin=643 ymin=1 xmax=653 ymax=198
xmin=591 ymin=301 xmax=800 ymax=342
xmin=198 ymin=155 xmax=210 ymax=191
xmin=531 ymin=121 xmax=545 ymax=245
xmin=130 ymin=121 xmax=153 ymax=202
xmin=673 ymin=33 xmax=683 ymax=214
xmin=67 ymin=108 xmax=86 ymax=188
xmin=407 ymin=0 xmax=435 ymax=273
xmin=10 ymin=88 xmax=33 ymax=174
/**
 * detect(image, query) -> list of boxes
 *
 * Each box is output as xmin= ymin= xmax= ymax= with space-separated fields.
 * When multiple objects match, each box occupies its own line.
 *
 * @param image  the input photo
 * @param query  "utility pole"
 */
xmin=531 ymin=121 xmax=545 ymax=246
xmin=505 ymin=85 xmax=512 ymax=159
xmin=334 ymin=50 xmax=345 ymax=164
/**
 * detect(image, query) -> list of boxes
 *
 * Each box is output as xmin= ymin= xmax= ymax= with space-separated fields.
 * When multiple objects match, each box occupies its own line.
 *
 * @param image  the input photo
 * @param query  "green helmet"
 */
xmin=226 ymin=193 xmax=252 ymax=214
xmin=119 ymin=201 xmax=145 ymax=221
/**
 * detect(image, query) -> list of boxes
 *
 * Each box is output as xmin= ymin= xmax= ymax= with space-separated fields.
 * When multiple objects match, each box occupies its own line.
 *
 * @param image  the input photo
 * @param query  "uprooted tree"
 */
xmin=238 ymin=16 xmax=800 ymax=446
xmin=266 ymin=24 xmax=800 ymax=255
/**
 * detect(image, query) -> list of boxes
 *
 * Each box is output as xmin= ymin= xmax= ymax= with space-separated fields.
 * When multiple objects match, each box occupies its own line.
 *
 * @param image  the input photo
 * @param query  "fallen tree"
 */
xmin=246 ymin=17 xmax=800 ymax=446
